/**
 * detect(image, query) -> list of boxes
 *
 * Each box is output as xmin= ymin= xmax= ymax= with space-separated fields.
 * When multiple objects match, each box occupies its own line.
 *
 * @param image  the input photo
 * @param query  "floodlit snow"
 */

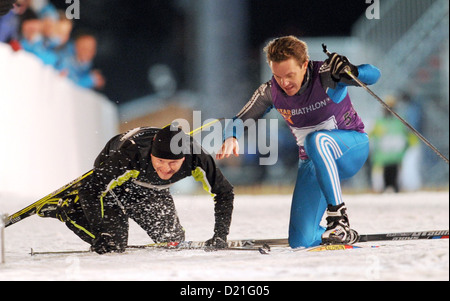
xmin=0 ymin=191 xmax=448 ymax=281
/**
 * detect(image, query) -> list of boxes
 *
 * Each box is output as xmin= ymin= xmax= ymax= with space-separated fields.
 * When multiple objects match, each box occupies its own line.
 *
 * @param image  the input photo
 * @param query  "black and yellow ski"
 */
xmin=5 ymin=170 xmax=93 ymax=227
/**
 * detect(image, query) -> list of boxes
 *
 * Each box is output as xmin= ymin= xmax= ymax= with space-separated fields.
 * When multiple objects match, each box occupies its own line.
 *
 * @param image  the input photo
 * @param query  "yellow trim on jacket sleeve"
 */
xmin=99 ymin=170 xmax=140 ymax=218
xmin=192 ymin=167 xmax=215 ymax=197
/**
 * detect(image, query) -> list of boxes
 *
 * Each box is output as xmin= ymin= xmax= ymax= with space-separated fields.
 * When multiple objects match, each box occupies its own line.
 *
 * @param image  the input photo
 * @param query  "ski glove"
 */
xmin=327 ymin=52 xmax=359 ymax=82
xmin=0 ymin=0 xmax=16 ymax=17
xmin=91 ymin=233 xmax=125 ymax=254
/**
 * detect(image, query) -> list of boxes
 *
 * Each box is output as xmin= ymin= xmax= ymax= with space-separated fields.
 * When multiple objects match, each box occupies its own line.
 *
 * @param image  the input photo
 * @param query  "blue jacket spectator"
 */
xmin=19 ymin=9 xmax=57 ymax=66
xmin=56 ymin=33 xmax=105 ymax=89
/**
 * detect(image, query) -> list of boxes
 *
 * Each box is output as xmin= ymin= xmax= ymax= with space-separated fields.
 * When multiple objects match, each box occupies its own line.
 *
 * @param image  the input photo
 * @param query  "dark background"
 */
xmin=50 ymin=0 xmax=368 ymax=104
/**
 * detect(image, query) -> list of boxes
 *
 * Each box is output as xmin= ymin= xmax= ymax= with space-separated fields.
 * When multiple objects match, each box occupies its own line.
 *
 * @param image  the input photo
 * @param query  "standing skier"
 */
xmin=42 ymin=125 xmax=234 ymax=254
xmin=216 ymin=36 xmax=381 ymax=248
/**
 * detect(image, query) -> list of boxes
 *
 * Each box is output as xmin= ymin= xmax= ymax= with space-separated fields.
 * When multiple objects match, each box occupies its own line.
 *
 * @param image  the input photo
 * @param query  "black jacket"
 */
xmin=79 ymin=126 xmax=234 ymax=238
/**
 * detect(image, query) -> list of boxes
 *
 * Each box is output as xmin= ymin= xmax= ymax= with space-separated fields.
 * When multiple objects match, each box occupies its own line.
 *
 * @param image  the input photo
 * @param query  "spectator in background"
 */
xmin=30 ymin=0 xmax=57 ymax=20
xmin=2 ymin=0 xmax=105 ymax=91
xmin=19 ymin=8 xmax=58 ymax=66
xmin=398 ymin=91 xmax=423 ymax=191
xmin=0 ymin=6 xmax=18 ymax=43
xmin=57 ymin=32 xmax=105 ymax=90
xmin=0 ymin=0 xmax=29 ymax=50
xmin=0 ymin=0 xmax=16 ymax=17
xmin=53 ymin=11 xmax=73 ymax=56
xmin=369 ymin=96 xmax=411 ymax=193
xmin=31 ymin=0 xmax=67 ymax=52
xmin=39 ymin=6 xmax=59 ymax=49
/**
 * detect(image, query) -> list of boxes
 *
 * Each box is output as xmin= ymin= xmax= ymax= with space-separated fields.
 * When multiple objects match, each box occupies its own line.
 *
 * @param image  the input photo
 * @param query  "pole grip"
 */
xmin=322 ymin=44 xmax=331 ymax=57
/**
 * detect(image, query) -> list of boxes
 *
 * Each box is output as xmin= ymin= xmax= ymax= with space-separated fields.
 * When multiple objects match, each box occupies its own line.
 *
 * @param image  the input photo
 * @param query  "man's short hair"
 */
xmin=263 ymin=35 xmax=309 ymax=66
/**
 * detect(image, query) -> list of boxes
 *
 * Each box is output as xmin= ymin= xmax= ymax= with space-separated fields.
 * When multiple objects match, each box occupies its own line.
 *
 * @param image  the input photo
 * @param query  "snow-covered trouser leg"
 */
xmin=64 ymin=200 xmax=129 ymax=251
xmin=288 ymin=130 xmax=368 ymax=248
xmin=126 ymin=189 xmax=185 ymax=243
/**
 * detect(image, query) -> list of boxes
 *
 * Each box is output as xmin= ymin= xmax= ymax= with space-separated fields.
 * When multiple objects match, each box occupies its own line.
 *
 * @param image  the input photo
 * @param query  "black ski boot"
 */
xmin=322 ymin=203 xmax=358 ymax=245
xmin=36 ymin=194 xmax=77 ymax=222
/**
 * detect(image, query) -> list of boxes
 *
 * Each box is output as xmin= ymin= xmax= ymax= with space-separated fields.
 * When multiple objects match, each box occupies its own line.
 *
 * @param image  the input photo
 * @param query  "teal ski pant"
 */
xmin=288 ymin=130 xmax=369 ymax=248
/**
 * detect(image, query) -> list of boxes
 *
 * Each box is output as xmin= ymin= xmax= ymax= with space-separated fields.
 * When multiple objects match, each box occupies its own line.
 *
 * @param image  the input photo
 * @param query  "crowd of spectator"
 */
xmin=0 ymin=0 xmax=105 ymax=90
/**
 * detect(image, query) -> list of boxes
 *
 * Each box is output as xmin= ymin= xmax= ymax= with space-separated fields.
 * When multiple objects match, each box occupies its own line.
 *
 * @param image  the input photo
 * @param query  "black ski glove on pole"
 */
xmin=327 ymin=52 xmax=359 ymax=82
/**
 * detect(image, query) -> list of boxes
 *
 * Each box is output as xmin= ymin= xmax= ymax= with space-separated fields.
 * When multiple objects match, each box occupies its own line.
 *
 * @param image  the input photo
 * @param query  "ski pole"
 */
xmin=189 ymin=118 xmax=224 ymax=136
xmin=322 ymin=44 xmax=449 ymax=165
xmin=1 ymin=214 xmax=6 ymax=264
xmin=166 ymin=117 xmax=224 ymax=136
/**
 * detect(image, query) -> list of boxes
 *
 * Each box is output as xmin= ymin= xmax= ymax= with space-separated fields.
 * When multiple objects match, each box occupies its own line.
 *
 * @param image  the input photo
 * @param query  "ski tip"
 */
xmin=258 ymin=244 xmax=271 ymax=255
xmin=433 ymin=235 xmax=449 ymax=239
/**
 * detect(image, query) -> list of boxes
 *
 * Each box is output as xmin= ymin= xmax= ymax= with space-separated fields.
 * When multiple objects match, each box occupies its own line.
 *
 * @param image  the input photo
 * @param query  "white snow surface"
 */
xmin=0 ymin=191 xmax=448 ymax=281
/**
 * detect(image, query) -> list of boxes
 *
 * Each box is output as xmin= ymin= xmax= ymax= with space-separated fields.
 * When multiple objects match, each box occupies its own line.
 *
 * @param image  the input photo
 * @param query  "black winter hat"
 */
xmin=151 ymin=124 xmax=188 ymax=159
